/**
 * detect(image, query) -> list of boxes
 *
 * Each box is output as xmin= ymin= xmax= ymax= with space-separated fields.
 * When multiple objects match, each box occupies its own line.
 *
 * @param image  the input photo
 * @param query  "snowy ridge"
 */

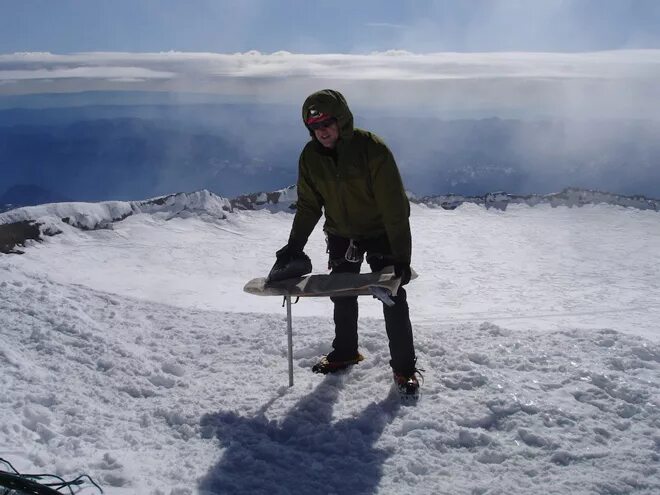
xmin=2 ymin=186 xmax=659 ymax=254
xmin=0 ymin=199 xmax=135 ymax=230
xmin=418 ymin=187 xmax=660 ymax=211
xmin=2 ymin=187 xmax=657 ymax=226
xmin=0 ymin=190 xmax=232 ymax=253
xmin=230 ymin=185 xmax=297 ymax=212
xmin=0 ymin=189 xmax=232 ymax=228
xmin=135 ymin=190 xmax=233 ymax=220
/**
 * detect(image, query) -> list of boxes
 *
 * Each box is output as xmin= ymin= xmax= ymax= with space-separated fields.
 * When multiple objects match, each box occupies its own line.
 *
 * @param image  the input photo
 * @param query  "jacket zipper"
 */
xmin=334 ymin=151 xmax=352 ymax=237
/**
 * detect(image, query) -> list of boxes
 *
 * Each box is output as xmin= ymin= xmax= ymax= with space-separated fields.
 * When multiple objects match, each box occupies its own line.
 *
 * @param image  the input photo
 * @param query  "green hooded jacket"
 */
xmin=288 ymin=89 xmax=412 ymax=264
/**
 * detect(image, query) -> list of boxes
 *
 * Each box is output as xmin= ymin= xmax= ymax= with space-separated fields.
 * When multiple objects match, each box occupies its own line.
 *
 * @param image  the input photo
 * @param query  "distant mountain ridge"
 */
xmin=0 ymin=184 xmax=71 ymax=213
xmin=231 ymin=186 xmax=660 ymax=213
xmin=415 ymin=188 xmax=660 ymax=212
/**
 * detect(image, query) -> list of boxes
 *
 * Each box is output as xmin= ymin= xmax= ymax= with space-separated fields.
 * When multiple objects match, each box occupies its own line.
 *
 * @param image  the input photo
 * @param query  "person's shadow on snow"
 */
xmin=198 ymin=376 xmax=401 ymax=495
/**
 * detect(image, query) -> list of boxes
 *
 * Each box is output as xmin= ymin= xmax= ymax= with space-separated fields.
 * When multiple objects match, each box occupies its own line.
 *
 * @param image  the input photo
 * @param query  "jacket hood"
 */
xmin=302 ymin=89 xmax=354 ymax=142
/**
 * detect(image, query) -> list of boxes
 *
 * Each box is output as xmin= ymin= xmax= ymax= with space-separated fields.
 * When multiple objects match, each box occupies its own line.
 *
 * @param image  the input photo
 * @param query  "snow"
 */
xmin=1 ymin=196 xmax=659 ymax=494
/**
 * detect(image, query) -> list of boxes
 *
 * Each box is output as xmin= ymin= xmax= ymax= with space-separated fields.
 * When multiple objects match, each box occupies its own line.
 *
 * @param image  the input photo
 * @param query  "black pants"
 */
xmin=326 ymin=233 xmax=416 ymax=375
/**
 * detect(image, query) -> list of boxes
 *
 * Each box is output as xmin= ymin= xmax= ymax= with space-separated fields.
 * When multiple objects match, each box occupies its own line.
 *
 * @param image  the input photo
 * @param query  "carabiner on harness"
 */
xmin=345 ymin=239 xmax=362 ymax=263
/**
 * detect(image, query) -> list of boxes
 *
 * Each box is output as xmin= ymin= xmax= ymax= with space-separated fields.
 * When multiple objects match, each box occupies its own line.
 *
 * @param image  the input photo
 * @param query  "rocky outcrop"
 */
xmin=0 ymin=221 xmax=61 ymax=254
xmin=415 ymin=188 xmax=659 ymax=212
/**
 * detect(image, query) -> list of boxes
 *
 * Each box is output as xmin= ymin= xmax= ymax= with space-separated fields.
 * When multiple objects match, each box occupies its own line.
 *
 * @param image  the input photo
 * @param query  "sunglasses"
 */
xmin=308 ymin=118 xmax=337 ymax=131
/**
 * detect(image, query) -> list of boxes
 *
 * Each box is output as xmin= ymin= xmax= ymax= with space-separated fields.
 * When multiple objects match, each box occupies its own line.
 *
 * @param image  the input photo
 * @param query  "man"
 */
xmin=272 ymin=89 xmax=420 ymax=394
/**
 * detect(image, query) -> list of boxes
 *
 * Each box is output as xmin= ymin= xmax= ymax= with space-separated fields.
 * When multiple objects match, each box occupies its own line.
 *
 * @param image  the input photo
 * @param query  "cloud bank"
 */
xmin=1 ymin=50 xmax=659 ymax=118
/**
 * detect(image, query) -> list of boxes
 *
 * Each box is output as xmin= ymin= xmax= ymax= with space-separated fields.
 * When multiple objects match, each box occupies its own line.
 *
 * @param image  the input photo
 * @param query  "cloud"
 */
xmin=1 ymin=50 xmax=659 ymax=118
xmin=0 ymin=66 xmax=174 ymax=81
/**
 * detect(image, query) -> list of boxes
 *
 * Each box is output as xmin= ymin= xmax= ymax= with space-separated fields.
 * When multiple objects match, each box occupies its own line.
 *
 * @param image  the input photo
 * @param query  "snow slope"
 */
xmin=1 ymin=195 xmax=659 ymax=494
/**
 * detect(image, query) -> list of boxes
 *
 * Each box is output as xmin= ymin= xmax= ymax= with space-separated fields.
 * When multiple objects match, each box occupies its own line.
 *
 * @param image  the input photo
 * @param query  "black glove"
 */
xmin=268 ymin=244 xmax=312 ymax=283
xmin=394 ymin=263 xmax=411 ymax=286
xmin=275 ymin=244 xmax=301 ymax=263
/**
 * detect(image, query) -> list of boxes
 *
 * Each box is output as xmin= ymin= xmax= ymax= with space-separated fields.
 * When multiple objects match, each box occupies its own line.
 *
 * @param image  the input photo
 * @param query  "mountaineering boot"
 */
xmin=312 ymin=353 xmax=364 ymax=374
xmin=393 ymin=369 xmax=422 ymax=397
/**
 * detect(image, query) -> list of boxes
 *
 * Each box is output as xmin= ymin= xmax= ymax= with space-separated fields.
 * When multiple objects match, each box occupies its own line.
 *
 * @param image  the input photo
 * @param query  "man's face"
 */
xmin=313 ymin=120 xmax=340 ymax=149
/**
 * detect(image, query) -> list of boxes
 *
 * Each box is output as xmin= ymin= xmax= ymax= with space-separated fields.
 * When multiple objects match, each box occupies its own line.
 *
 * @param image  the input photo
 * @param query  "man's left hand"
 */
xmin=394 ymin=264 xmax=411 ymax=285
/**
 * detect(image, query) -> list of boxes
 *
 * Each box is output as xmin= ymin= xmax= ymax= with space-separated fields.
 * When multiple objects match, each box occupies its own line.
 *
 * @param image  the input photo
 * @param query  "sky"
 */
xmin=2 ymin=0 xmax=660 ymax=54
xmin=1 ymin=1 xmax=660 ymax=119
xmin=1 ymin=1 xmax=660 ymax=199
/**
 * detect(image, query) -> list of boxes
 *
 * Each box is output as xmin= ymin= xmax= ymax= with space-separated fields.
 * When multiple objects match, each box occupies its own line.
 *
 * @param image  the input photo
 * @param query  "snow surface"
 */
xmin=1 ymin=196 xmax=659 ymax=494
